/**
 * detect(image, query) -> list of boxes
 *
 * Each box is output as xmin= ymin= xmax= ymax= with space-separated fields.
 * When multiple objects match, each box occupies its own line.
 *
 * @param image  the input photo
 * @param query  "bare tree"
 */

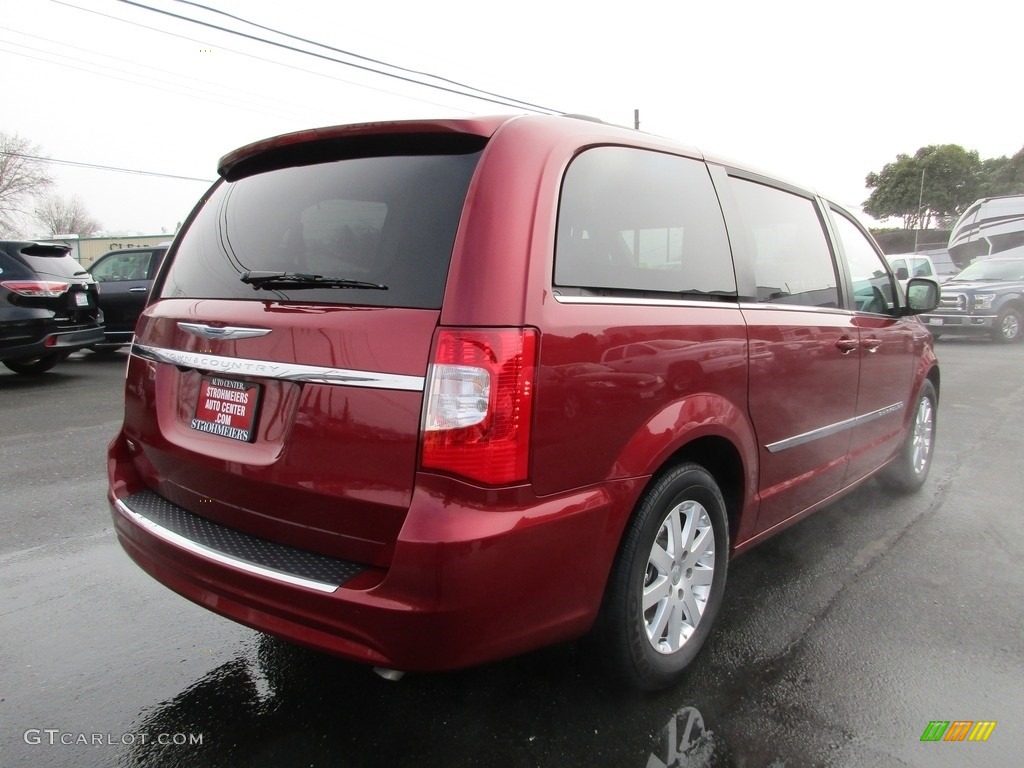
xmin=33 ymin=193 xmax=101 ymax=237
xmin=0 ymin=131 xmax=55 ymax=236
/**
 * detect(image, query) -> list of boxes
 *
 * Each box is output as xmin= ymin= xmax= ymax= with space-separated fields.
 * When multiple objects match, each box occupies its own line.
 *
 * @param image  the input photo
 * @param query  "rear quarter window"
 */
xmin=159 ymin=150 xmax=482 ymax=309
xmin=554 ymin=147 xmax=736 ymax=298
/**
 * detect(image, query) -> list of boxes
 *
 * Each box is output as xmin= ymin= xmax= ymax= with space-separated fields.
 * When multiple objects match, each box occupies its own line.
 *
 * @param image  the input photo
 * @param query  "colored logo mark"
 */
xmin=920 ymin=721 xmax=997 ymax=742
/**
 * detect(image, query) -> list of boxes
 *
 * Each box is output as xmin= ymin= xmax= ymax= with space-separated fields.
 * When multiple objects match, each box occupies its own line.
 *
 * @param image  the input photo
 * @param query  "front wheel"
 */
xmin=992 ymin=307 xmax=1022 ymax=343
xmin=598 ymin=463 xmax=729 ymax=690
xmin=879 ymin=379 xmax=937 ymax=493
xmin=3 ymin=352 xmax=65 ymax=375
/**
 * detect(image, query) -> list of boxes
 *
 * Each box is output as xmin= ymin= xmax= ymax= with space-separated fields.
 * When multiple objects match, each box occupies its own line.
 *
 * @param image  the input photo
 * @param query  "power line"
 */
xmin=116 ymin=0 xmax=561 ymax=113
xmin=0 ymin=25 xmax=327 ymax=124
xmin=0 ymin=38 xmax=319 ymax=125
xmin=51 ymin=0 xmax=473 ymax=115
xmin=1 ymin=151 xmax=214 ymax=183
xmin=173 ymin=0 xmax=558 ymax=113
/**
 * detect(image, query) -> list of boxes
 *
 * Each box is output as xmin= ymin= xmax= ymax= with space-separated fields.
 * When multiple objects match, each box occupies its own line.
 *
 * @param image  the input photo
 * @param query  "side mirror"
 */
xmin=895 ymin=266 xmax=909 ymax=280
xmin=904 ymin=277 xmax=940 ymax=314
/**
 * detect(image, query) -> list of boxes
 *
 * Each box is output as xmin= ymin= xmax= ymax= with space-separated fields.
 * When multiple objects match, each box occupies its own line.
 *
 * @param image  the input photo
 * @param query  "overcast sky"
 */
xmin=2 ymin=0 xmax=1022 ymax=236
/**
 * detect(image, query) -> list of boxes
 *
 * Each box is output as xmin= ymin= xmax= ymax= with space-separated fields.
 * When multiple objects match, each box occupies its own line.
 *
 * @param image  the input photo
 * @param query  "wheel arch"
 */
xmin=611 ymin=394 xmax=756 ymax=553
xmin=659 ymin=437 xmax=746 ymax=546
xmin=926 ymin=364 xmax=940 ymax=400
xmin=995 ymin=294 xmax=1024 ymax=312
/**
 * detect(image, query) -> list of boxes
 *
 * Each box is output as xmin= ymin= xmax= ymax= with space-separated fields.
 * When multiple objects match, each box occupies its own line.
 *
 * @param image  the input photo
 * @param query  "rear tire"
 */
xmin=598 ymin=463 xmax=729 ymax=690
xmin=879 ymin=379 xmax=937 ymax=493
xmin=3 ymin=352 xmax=65 ymax=375
xmin=90 ymin=345 xmax=125 ymax=356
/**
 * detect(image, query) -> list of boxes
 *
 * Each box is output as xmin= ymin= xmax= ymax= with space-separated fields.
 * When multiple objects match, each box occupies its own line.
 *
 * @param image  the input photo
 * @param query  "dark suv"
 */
xmin=87 ymin=244 xmax=170 ymax=351
xmin=1 ymin=241 xmax=104 ymax=374
xmin=920 ymin=256 xmax=1024 ymax=342
xmin=108 ymin=115 xmax=941 ymax=689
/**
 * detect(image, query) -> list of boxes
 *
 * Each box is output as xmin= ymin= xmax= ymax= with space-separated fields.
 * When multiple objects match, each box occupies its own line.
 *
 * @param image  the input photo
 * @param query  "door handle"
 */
xmin=835 ymin=336 xmax=859 ymax=354
xmin=128 ymin=287 xmax=148 ymax=293
xmin=861 ymin=337 xmax=881 ymax=353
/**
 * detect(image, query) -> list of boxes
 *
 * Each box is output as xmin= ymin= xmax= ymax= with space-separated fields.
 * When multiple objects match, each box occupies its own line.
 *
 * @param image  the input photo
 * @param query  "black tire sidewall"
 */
xmin=880 ymin=379 xmax=937 ymax=492
xmin=618 ymin=464 xmax=729 ymax=689
xmin=3 ymin=352 xmax=63 ymax=375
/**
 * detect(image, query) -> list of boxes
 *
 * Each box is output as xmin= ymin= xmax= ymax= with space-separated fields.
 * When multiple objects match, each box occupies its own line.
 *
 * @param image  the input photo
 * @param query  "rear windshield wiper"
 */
xmin=240 ymin=271 xmax=388 ymax=290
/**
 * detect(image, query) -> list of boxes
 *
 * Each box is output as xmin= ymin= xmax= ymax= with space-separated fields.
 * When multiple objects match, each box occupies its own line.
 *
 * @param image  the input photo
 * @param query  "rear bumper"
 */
xmin=108 ymin=431 xmax=641 ymax=671
xmin=0 ymin=324 xmax=105 ymax=361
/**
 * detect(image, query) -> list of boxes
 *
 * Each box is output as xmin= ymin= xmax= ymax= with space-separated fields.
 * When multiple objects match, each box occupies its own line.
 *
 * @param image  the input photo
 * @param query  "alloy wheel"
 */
xmin=643 ymin=500 xmax=716 ymax=654
xmin=910 ymin=393 xmax=934 ymax=475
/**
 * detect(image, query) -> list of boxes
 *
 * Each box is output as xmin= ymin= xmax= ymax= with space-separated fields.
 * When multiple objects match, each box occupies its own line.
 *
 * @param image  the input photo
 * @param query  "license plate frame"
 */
xmin=191 ymin=375 xmax=262 ymax=443
xmin=928 ymin=317 xmax=943 ymax=326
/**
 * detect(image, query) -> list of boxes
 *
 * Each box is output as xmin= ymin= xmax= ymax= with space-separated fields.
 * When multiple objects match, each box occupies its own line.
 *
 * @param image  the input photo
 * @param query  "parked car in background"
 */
xmin=920 ymin=256 xmax=1024 ymax=342
xmin=108 ymin=114 xmax=941 ymax=690
xmin=886 ymin=253 xmax=938 ymax=292
xmin=87 ymin=244 xmax=170 ymax=352
xmin=0 ymin=241 xmax=104 ymax=374
xmin=887 ymin=254 xmax=936 ymax=281
xmin=886 ymin=251 xmax=959 ymax=287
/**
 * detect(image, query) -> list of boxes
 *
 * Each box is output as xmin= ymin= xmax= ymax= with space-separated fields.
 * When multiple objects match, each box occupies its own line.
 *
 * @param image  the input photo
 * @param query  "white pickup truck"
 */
xmin=887 ymin=252 xmax=958 ymax=286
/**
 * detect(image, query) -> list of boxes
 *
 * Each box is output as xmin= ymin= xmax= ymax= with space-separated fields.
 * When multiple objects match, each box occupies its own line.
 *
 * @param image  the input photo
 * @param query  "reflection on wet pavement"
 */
xmin=646 ymin=706 xmax=714 ymax=768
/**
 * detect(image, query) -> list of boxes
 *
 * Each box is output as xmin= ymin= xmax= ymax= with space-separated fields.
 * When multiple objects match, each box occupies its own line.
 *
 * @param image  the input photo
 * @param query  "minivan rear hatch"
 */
xmin=122 ymin=126 xmax=489 ymax=568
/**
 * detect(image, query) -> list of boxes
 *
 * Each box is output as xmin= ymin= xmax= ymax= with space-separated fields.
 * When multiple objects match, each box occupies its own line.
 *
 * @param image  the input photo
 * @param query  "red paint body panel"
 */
xmin=124 ymin=300 xmax=438 ymax=567
xmin=742 ymin=306 xmax=860 ymax=531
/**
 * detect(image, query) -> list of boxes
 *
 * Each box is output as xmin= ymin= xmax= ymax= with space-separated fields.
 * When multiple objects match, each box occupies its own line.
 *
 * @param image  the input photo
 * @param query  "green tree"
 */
xmin=979 ymin=146 xmax=1024 ymax=197
xmin=864 ymin=145 xmax=982 ymax=229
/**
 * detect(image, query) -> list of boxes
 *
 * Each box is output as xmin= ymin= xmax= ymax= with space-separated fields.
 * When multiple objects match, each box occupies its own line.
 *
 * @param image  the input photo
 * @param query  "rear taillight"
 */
xmin=422 ymin=328 xmax=538 ymax=485
xmin=2 ymin=280 xmax=70 ymax=298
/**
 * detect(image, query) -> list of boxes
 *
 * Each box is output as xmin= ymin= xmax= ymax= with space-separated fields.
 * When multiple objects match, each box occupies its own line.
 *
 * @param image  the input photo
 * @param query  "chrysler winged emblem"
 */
xmin=177 ymin=322 xmax=272 ymax=341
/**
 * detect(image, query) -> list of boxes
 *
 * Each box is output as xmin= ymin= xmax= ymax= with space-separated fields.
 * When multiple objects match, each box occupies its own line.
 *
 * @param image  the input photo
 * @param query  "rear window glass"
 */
xmin=17 ymin=251 xmax=86 ymax=279
xmin=160 ymin=150 xmax=482 ymax=308
xmin=554 ymin=147 xmax=736 ymax=298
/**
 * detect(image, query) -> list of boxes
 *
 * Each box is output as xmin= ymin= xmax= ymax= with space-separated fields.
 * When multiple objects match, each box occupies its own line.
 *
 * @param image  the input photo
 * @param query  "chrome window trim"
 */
xmin=766 ymin=401 xmax=904 ymax=453
xmin=737 ymin=301 xmax=852 ymax=316
xmin=554 ymin=294 xmax=739 ymax=308
xmin=114 ymin=499 xmax=340 ymax=593
xmin=552 ymin=294 xmax=854 ymax=316
xmin=131 ymin=343 xmax=424 ymax=391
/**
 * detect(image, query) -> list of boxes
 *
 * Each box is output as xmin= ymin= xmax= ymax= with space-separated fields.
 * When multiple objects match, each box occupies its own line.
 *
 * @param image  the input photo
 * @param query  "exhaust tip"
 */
xmin=373 ymin=667 xmax=405 ymax=682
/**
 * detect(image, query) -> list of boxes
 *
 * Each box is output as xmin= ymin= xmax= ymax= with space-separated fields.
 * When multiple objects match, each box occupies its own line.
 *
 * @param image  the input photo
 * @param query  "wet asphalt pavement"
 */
xmin=1 ymin=338 xmax=1021 ymax=768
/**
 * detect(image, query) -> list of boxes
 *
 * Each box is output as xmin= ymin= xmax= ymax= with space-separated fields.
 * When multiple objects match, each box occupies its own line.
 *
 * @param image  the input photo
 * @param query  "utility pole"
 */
xmin=634 ymin=109 xmax=640 ymax=130
xmin=914 ymin=166 xmax=926 ymax=252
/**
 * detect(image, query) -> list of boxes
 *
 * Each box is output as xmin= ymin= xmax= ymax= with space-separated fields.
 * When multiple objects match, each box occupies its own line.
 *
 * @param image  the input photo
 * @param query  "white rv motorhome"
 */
xmin=948 ymin=195 xmax=1024 ymax=266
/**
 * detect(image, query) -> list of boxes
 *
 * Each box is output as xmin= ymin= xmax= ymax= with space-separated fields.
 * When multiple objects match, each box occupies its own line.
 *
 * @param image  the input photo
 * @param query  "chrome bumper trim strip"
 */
xmin=131 ymin=343 xmax=424 ymax=391
xmin=114 ymin=498 xmax=341 ymax=593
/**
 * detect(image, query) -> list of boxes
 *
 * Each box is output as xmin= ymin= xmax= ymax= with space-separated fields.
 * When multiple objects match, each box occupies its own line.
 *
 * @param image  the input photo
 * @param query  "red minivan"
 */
xmin=108 ymin=115 xmax=940 ymax=689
